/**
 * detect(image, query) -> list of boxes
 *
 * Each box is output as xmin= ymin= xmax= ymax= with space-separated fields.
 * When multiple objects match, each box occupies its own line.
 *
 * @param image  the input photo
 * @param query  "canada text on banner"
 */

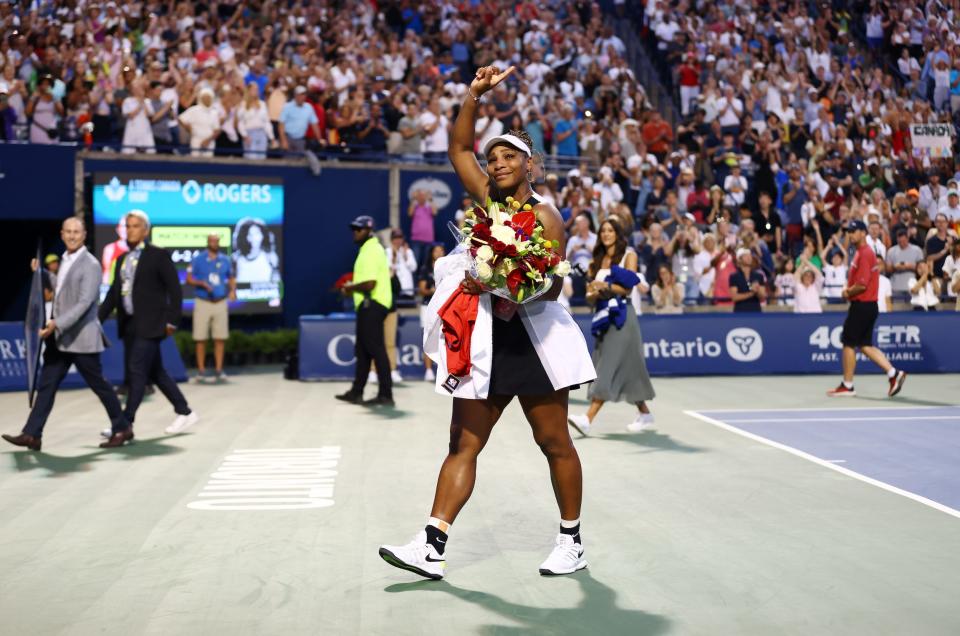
xmin=910 ymin=123 xmax=953 ymax=158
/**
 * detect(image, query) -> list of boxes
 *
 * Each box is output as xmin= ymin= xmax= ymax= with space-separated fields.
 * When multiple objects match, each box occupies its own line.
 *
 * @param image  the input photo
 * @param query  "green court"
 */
xmin=1 ymin=372 xmax=958 ymax=635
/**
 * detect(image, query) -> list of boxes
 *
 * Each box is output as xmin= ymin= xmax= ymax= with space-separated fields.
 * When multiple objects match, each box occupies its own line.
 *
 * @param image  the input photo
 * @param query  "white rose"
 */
xmin=475 ymin=260 xmax=493 ymax=281
xmin=490 ymin=223 xmax=517 ymax=245
xmin=476 ymin=245 xmax=494 ymax=261
xmin=554 ymin=260 xmax=571 ymax=276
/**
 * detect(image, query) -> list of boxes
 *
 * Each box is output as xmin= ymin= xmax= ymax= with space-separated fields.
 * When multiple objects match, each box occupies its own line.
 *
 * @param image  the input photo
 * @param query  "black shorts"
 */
xmin=841 ymin=301 xmax=878 ymax=348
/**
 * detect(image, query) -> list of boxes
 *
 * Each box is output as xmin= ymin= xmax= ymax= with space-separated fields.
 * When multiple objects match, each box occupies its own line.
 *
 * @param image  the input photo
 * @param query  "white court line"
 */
xmin=685 ymin=410 xmax=960 ymax=521
xmin=700 ymin=405 xmax=960 ymax=414
xmin=723 ymin=416 xmax=960 ymax=423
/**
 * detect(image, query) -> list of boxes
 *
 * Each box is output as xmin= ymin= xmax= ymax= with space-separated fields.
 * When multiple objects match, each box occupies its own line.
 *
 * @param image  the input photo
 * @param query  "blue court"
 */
xmin=687 ymin=406 xmax=960 ymax=516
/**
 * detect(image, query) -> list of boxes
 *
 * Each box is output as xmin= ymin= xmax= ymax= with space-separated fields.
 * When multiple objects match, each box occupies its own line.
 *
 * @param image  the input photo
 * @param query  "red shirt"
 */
xmin=678 ymin=64 xmax=700 ymax=87
xmin=847 ymin=244 xmax=879 ymax=302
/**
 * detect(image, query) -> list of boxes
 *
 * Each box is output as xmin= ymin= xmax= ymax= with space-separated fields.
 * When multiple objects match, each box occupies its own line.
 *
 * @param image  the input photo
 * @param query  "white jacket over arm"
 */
xmin=422 ymin=250 xmax=596 ymax=400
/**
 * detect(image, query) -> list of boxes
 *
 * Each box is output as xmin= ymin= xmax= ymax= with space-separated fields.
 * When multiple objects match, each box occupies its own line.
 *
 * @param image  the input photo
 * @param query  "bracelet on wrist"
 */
xmin=467 ymin=89 xmax=482 ymax=103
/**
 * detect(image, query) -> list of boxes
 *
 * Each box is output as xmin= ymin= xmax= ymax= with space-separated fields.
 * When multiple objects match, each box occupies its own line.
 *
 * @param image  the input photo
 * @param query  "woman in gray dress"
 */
xmin=567 ymin=218 xmax=656 ymax=436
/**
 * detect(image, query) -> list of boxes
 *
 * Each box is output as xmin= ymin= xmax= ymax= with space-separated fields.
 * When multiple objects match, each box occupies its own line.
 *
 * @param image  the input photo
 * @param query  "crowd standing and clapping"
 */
xmin=2 ymin=0 xmax=959 ymax=310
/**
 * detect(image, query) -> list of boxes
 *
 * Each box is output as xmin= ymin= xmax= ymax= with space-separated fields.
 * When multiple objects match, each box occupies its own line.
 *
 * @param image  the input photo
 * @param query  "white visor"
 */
xmin=483 ymin=134 xmax=531 ymax=158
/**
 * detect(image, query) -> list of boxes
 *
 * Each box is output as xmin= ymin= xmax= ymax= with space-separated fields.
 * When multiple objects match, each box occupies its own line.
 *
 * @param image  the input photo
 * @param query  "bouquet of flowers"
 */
xmin=451 ymin=196 xmax=571 ymax=304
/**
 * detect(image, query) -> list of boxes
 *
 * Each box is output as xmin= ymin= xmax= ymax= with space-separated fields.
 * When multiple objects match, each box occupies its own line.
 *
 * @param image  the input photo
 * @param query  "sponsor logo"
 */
xmin=643 ymin=337 xmax=722 ymax=359
xmin=182 ymin=180 xmax=273 ymax=205
xmin=181 ymin=179 xmax=202 ymax=204
xmin=442 ymin=374 xmax=461 ymax=393
xmin=103 ymin=177 xmax=126 ymax=202
xmin=725 ymin=328 xmax=763 ymax=362
xmin=408 ymin=177 xmax=452 ymax=210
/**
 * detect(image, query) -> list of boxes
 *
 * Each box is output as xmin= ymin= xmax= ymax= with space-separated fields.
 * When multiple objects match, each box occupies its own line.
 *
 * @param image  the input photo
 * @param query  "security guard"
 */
xmin=335 ymin=215 xmax=394 ymax=407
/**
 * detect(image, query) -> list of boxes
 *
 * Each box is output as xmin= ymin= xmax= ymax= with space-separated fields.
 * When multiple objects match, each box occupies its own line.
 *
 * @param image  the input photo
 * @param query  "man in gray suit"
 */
xmin=2 ymin=217 xmax=130 ymax=452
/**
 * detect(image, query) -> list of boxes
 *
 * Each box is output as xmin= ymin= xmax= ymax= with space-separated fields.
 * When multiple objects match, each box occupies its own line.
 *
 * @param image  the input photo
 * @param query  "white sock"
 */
xmin=560 ymin=518 xmax=580 ymax=529
xmin=842 ymin=380 xmax=853 ymax=389
xmin=427 ymin=516 xmax=451 ymax=533
xmin=887 ymin=368 xmax=896 ymax=378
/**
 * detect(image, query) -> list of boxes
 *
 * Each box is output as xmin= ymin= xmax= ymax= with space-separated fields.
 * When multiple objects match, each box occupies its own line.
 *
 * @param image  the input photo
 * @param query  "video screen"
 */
xmin=92 ymin=173 xmax=284 ymax=314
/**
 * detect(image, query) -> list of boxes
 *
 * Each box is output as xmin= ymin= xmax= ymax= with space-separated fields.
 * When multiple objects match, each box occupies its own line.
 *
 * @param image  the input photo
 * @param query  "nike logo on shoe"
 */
xmin=425 ymin=555 xmax=445 ymax=562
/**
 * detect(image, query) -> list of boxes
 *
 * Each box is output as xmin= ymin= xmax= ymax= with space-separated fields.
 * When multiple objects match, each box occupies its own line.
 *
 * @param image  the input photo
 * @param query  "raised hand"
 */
xmin=471 ymin=65 xmax=516 ymax=97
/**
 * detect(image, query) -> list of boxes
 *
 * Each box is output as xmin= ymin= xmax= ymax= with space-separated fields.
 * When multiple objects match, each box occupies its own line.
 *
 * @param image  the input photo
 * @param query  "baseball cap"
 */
xmin=294 ymin=85 xmax=307 ymax=95
xmin=906 ymin=188 xmax=920 ymax=197
xmin=567 ymin=168 xmax=581 ymax=178
xmin=949 ymin=189 xmax=960 ymax=197
xmin=349 ymin=215 xmax=375 ymax=230
xmin=44 ymin=253 xmax=60 ymax=265
xmin=845 ymin=220 xmax=867 ymax=232
xmin=390 ymin=228 xmax=404 ymax=239
xmin=735 ymin=248 xmax=752 ymax=260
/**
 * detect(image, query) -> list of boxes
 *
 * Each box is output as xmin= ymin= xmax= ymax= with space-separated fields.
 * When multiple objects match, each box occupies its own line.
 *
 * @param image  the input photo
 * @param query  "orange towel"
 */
xmin=438 ymin=288 xmax=480 ymax=377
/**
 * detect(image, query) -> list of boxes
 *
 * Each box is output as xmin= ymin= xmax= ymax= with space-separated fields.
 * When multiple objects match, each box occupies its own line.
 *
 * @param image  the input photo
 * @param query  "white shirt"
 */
xmin=716 ymin=96 xmax=743 ymax=127
xmin=794 ymin=273 xmax=824 ymax=313
xmin=822 ymin=264 xmax=847 ymax=299
xmin=865 ymin=235 xmax=886 ymax=260
xmin=723 ymin=174 xmax=747 ymax=207
xmin=121 ymin=97 xmax=155 ymax=147
xmin=385 ymin=245 xmax=418 ymax=295
xmin=693 ymin=249 xmax=715 ymax=296
xmin=56 ymin=246 xmax=87 ymax=298
xmin=419 ymin=111 xmax=449 ymax=153
xmin=179 ymin=104 xmax=221 ymax=154
xmin=878 ymin=274 xmax=892 ymax=311
xmin=908 ymin=276 xmax=939 ymax=309
xmin=475 ymin=116 xmax=504 ymax=156
xmin=524 ymin=62 xmax=551 ymax=93
xmin=423 ymin=249 xmax=596 ymax=400
xmin=237 ymin=101 xmax=275 ymax=139
xmin=330 ymin=65 xmax=357 ymax=106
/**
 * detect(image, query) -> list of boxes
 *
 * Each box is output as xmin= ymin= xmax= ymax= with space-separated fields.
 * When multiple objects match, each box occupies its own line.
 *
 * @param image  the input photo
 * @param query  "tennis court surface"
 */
xmin=1 ymin=372 xmax=958 ymax=635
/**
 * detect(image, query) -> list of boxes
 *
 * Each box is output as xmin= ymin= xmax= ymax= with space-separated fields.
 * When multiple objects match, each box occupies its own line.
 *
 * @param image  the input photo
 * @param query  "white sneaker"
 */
xmin=165 ymin=411 xmax=199 ymax=434
xmin=215 ymin=371 xmax=228 ymax=383
xmin=424 ymin=368 xmax=435 ymax=382
xmin=626 ymin=414 xmax=652 ymax=433
xmin=368 ymin=371 xmax=378 ymax=385
xmin=378 ymin=529 xmax=446 ymax=580
xmin=193 ymin=373 xmax=209 ymax=384
xmin=391 ymin=370 xmax=403 ymax=383
xmin=539 ymin=533 xmax=587 ymax=575
xmin=567 ymin=414 xmax=591 ymax=436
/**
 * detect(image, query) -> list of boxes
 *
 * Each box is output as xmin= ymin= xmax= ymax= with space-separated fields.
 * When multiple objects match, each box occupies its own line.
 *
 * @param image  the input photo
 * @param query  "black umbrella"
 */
xmin=25 ymin=243 xmax=45 ymax=408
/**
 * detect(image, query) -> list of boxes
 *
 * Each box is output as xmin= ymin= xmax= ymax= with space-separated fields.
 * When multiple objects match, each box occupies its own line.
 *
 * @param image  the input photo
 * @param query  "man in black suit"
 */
xmin=98 ymin=210 xmax=198 ymax=447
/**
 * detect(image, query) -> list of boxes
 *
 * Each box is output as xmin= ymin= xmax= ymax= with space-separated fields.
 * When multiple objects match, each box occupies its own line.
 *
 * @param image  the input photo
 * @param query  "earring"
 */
xmin=527 ymin=172 xmax=535 ymax=184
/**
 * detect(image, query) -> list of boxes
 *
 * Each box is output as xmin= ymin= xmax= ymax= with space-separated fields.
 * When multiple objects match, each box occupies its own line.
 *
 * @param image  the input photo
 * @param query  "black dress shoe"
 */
xmin=2 ymin=433 xmax=41 ymax=451
xmin=335 ymin=391 xmax=363 ymax=404
xmin=99 ymin=428 xmax=135 ymax=449
xmin=363 ymin=396 xmax=395 ymax=408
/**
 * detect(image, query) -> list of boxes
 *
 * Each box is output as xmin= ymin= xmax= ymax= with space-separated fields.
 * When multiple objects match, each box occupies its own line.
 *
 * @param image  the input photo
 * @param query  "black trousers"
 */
xmin=352 ymin=301 xmax=392 ymax=398
xmin=124 ymin=332 xmax=191 ymax=424
xmin=24 ymin=340 xmax=128 ymax=438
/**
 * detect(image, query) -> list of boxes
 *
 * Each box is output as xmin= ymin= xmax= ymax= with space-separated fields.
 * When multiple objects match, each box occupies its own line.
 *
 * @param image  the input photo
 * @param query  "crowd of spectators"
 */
xmin=567 ymin=0 xmax=960 ymax=312
xmin=3 ymin=0 xmax=960 ymax=312
xmin=0 ymin=0 xmax=645 ymax=164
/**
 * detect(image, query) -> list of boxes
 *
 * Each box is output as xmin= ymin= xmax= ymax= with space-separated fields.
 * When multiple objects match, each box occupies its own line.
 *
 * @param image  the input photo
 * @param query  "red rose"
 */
xmin=524 ymin=254 xmax=548 ymax=273
xmin=511 ymin=211 xmax=536 ymax=236
xmin=506 ymin=268 xmax=526 ymax=296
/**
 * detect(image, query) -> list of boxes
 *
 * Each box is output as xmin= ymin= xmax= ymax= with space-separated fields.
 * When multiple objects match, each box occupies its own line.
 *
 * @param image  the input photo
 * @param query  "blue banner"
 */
xmin=299 ymin=311 xmax=960 ymax=380
xmin=0 ymin=320 xmax=186 ymax=392
xmin=92 ymin=173 xmax=284 ymax=224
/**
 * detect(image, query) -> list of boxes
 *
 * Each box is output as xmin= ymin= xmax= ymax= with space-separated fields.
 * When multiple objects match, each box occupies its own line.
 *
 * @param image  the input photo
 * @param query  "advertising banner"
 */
xmin=299 ymin=312 xmax=960 ymax=380
xmin=92 ymin=173 xmax=284 ymax=314
xmin=0 ymin=320 xmax=186 ymax=392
